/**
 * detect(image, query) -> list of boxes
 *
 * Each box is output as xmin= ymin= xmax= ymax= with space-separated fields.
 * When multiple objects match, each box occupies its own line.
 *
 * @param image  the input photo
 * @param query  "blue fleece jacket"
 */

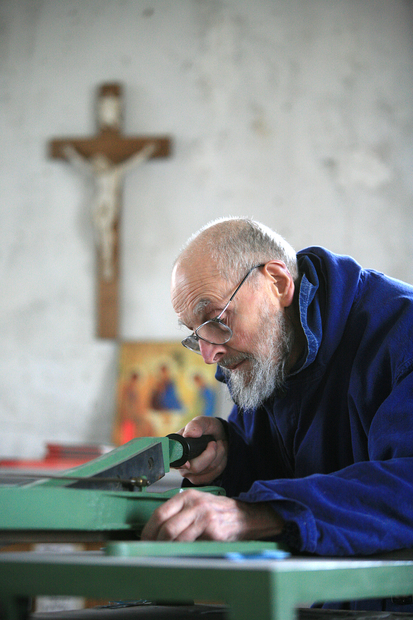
xmin=216 ymin=247 xmax=413 ymax=609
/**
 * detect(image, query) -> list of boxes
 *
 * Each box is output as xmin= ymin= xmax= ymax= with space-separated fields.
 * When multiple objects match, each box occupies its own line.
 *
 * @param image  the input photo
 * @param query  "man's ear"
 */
xmin=263 ymin=261 xmax=295 ymax=307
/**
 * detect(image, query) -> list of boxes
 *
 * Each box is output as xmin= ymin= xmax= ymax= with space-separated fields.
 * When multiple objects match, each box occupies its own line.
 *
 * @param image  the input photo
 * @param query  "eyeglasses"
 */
xmin=181 ymin=264 xmax=265 ymax=354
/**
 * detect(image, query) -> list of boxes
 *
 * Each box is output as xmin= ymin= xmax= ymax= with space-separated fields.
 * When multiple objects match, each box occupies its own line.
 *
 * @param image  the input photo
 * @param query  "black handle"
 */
xmin=167 ymin=433 xmax=215 ymax=468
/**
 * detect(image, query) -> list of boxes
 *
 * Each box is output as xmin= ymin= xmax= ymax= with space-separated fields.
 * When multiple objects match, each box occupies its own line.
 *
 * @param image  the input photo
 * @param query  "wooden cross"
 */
xmin=49 ymin=83 xmax=171 ymax=339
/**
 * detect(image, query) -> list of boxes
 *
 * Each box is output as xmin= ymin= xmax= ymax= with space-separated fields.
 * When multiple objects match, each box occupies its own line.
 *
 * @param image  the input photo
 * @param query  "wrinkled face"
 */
xmin=172 ymin=258 xmax=294 ymax=410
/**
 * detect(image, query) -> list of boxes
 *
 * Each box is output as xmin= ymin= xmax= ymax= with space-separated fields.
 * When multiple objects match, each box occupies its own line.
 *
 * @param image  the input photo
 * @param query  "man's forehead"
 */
xmin=171 ymin=261 xmax=230 ymax=319
xmin=192 ymin=297 xmax=214 ymax=318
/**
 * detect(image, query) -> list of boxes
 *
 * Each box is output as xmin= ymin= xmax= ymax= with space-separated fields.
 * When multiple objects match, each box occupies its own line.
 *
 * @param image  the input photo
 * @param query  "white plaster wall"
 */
xmin=1 ymin=0 xmax=412 ymax=457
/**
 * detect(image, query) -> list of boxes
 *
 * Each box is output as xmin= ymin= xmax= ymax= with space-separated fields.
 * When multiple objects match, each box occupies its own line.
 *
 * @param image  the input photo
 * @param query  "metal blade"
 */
xmin=0 ymin=471 xmax=155 ymax=489
xmin=17 ymin=438 xmax=170 ymax=492
xmin=66 ymin=442 xmax=165 ymax=491
xmin=0 ymin=435 xmax=215 ymax=493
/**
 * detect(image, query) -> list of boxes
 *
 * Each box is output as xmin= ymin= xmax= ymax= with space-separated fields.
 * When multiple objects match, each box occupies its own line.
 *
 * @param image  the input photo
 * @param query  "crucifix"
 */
xmin=49 ymin=83 xmax=171 ymax=339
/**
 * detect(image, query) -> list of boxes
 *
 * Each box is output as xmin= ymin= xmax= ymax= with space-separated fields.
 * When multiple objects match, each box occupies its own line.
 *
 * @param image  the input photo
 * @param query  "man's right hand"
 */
xmin=173 ymin=416 xmax=228 ymax=486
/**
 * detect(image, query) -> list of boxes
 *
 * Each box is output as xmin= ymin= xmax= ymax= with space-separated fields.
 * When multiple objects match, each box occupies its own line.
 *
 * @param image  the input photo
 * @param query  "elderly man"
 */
xmin=142 ymin=217 xmax=413 ymax=612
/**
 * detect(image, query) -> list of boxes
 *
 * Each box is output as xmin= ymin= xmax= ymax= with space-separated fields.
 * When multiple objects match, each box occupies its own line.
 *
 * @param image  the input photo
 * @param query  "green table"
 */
xmin=1 ymin=547 xmax=413 ymax=620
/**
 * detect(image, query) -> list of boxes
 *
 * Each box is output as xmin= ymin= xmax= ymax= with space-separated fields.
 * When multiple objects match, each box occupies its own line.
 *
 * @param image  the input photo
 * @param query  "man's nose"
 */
xmin=198 ymin=340 xmax=226 ymax=364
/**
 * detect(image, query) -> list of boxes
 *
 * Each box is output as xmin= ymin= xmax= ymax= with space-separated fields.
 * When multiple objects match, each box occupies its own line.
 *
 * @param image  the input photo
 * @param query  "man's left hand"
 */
xmin=140 ymin=489 xmax=284 ymax=542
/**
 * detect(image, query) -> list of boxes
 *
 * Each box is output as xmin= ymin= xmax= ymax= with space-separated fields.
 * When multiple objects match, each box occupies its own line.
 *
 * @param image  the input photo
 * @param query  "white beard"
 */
xmin=219 ymin=306 xmax=294 ymax=411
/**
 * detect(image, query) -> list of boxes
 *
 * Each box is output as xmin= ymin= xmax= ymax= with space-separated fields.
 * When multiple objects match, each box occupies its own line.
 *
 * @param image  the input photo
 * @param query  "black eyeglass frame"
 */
xmin=181 ymin=264 xmax=266 ymax=353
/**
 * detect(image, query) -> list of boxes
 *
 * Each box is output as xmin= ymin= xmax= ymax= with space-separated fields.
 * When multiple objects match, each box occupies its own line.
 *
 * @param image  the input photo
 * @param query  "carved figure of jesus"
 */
xmin=63 ymin=143 xmax=155 ymax=280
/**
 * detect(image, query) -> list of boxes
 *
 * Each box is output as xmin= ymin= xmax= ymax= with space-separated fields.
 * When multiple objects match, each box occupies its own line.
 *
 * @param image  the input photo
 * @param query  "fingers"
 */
xmin=140 ymin=491 xmax=285 ymax=543
xmin=140 ymin=490 xmax=239 ymax=542
xmin=141 ymin=492 xmax=187 ymax=541
xmin=179 ymin=416 xmax=227 ymax=442
xmin=177 ymin=439 xmax=227 ymax=485
xmin=172 ymin=416 xmax=228 ymax=485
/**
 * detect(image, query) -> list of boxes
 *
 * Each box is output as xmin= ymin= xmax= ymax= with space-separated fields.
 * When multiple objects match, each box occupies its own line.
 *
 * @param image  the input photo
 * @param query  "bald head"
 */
xmin=175 ymin=217 xmax=298 ymax=284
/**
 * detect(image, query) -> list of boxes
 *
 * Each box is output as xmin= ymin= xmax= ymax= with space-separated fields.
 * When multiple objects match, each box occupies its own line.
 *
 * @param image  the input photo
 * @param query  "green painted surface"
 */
xmin=0 ymin=486 xmax=224 ymax=533
xmin=1 ymin=552 xmax=413 ymax=620
xmin=168 ymin=438 xmax=184 ymax=466
xmin=105 ymin=540 xmax=287 ymax=557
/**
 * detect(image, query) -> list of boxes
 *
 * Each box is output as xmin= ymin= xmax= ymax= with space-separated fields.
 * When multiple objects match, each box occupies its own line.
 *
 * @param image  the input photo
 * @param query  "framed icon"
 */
xmin=113 ymin=341 xmax=219 ymax=445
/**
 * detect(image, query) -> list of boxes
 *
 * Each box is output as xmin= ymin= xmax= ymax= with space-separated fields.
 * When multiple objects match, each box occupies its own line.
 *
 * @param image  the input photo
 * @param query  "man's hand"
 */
xmin=140 ymin=489 xmax=284 ymax=542
xmin=174 ymin=416 xmax=228 ymax=486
